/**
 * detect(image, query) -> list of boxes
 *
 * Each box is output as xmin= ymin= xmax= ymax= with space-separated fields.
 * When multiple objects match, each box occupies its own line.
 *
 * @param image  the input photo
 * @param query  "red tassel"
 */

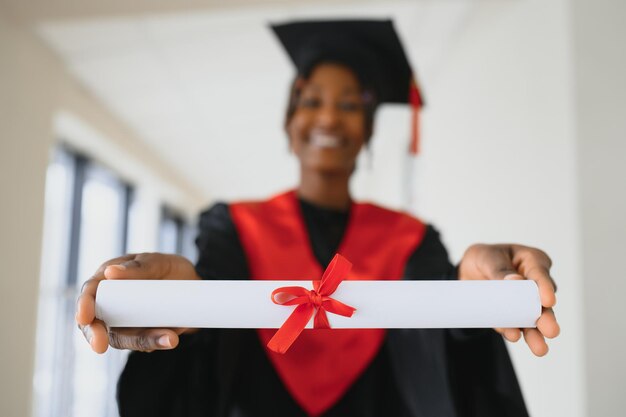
xmin=410 ymin=106 xmax=420 ymax=155
xmin=409 ymin=78 xmax=422 ymax=155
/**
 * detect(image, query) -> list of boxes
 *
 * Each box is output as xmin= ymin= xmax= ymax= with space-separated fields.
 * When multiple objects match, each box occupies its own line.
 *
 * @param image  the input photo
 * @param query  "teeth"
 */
xmin=310 ymin=133 xmax=342 ymax=148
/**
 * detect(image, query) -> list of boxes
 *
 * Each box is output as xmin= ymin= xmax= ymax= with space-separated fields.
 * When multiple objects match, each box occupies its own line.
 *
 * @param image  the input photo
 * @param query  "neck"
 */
xmin=297 ymin=168 xmax=351 ymax=211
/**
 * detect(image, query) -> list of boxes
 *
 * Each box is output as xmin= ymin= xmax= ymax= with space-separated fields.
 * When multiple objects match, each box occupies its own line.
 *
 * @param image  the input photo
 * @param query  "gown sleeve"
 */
xmin=403 ymin=225 xmax=529 ymax=417
xmin=117 ymin=203 xmax=249 ymax=417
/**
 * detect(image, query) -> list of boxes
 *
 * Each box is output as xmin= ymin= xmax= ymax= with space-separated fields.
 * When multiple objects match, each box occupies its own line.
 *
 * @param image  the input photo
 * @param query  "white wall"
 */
xmin=573 ymin=1 xmax=626 ymax=416
xmin=0 ymin=8 xmax=201 ymax=417
xmin=410 ymin=1 xmax=584 ymax=416
xmin=353 ymin=2 xmax=584 ymax=413
xmin=0 ymin=11 xmax=55 ymax=417
xmin=412 ymin=2 xmax=626 ymax=416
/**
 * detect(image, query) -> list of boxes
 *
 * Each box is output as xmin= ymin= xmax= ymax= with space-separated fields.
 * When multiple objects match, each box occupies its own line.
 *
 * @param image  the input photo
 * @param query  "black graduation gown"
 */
xmin=117 ymin=201 xmax=529 ymax=417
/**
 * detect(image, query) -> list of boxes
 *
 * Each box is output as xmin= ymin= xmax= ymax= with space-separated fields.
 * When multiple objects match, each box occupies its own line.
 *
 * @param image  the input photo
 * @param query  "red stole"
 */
xmin=229 ymin=190 xmax=426 ymax=416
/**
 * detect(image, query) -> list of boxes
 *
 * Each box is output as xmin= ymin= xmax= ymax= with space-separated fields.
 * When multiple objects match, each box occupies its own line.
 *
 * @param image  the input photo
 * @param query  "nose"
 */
xmin=315 ymin=103 xmax=341 ymax=130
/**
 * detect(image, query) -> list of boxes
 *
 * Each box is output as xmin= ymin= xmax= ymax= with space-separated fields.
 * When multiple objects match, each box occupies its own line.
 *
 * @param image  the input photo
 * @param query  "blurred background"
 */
xmin=1 ymin=0 xmax=624 ymax=416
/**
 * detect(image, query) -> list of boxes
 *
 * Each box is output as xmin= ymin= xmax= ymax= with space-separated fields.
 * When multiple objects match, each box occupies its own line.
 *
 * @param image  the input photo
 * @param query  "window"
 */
xmin=34 ymin=144 xmax=196 ymax=417
xmin=34 ymin=146 xmax=132 ymax=417
xmin=159 ymin=207 xmax=185 ymax=254
xmin=159 ymin=206 xmax=197 ymax=260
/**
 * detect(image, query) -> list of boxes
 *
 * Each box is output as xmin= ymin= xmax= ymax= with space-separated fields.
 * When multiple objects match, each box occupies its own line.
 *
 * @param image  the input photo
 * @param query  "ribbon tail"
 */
xmin=267 ymin=303 xmax=314 ymax=354
xmin=323 ymin=298 xmax=357 ymax=318
xmin=314 ymin=308 xmax=330 ymax=329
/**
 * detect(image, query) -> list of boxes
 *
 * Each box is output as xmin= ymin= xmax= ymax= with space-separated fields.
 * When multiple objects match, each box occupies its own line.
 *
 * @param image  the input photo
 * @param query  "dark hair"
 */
xmin=283 ymin=63 xmax=378 ymax=143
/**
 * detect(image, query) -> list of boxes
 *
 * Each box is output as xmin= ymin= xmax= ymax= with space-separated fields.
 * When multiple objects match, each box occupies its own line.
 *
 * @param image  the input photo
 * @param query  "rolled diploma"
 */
xmin=95 ymin=280 xmax=541 ymax=329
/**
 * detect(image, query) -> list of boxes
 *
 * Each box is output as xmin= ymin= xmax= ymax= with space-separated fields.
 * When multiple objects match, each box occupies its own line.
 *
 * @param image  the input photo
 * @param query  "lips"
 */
xmin=309 ymin=132 xmax=344 ymax=148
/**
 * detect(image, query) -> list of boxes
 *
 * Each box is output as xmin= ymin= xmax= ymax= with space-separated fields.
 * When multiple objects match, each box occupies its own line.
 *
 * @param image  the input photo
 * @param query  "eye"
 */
xmin=337 ymin=101 xmax=363 ymax=112
xmin=298 ymin=96 xmax=321 ymax=109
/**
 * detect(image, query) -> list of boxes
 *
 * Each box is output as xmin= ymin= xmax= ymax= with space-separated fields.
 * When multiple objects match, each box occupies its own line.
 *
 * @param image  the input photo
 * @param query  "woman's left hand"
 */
xmin=458 ymin=244 xmax=560 ymax=356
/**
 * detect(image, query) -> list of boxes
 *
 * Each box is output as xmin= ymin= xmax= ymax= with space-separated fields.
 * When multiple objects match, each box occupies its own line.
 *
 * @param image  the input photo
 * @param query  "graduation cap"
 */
xmin=271 ymin=19 xmax=424 ymax=154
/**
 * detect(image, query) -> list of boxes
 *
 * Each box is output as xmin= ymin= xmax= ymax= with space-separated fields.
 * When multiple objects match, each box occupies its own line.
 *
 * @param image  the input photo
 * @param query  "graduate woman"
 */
xmin=76 ymin=20 xmax=560 ymax=417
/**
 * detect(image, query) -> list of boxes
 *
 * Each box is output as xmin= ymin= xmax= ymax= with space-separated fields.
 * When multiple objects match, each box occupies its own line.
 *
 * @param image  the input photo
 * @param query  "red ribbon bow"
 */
xmin=267 ymin=254 xmax=356 ymax=354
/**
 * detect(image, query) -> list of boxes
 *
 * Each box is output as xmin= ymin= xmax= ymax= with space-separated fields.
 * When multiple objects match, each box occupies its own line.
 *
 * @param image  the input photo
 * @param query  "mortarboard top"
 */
xmin=270 ymin=19 xmax=424 ymax=154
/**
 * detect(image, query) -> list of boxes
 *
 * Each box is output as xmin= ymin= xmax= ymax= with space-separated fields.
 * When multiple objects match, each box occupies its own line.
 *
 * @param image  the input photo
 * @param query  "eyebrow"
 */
xmin=302 ymin=84 xmax=361 ymax=96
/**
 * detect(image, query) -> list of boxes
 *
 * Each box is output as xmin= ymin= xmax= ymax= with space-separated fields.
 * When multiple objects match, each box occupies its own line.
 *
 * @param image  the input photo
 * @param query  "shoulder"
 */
xmin=198 ymin=193 xmax=276 ymax=228
xmin=405 ymin=224 xmax=457 ymax=280
xmin=195 ymin=202 xmax=250 ymax=279
xmin=196 ymin=202 xmax=237 ymax=252
xmin=419 ymin=224 xmax=450 ymax=257
xmin=198 ymin=202 xmax=231 ymax=229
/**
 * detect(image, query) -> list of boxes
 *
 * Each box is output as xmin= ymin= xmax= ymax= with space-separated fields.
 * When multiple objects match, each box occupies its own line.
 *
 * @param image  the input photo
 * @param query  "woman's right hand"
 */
xmin=75 ymin=252 xmax=201 ymax=354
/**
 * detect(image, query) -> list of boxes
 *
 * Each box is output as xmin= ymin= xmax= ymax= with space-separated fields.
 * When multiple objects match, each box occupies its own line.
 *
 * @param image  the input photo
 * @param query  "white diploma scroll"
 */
xmin=96 ymin=280 xmax=540 ymax=329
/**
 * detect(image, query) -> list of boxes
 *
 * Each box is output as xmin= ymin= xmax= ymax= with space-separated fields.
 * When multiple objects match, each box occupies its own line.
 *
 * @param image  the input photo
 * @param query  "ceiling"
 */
xmin=3 ymin=0 xmax=332 ymax=21
xmin=27 ymin=0 xmax=474 ymax=202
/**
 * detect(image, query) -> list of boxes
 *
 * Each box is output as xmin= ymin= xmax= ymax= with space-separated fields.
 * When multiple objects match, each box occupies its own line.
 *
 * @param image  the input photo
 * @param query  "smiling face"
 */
xmin=286 ymin=63 xmax=371 ymax=176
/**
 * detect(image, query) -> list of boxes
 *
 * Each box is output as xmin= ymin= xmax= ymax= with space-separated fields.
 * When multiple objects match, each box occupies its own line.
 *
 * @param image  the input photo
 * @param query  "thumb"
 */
xmin=103 ymin=254 xmax=165 ymax=280
xmin=478 ymin=255 xmax=519 ymax=281
xmin=503 ymin=273 xmax=525 ymax=281
xmin=103 ymin=263 xmax=134 ymax=279
xmin=461 ymin=244 xmax=521 ymax=281
xmin=482 ymin=264 xmax=520 ymax=281
xmin=477 ymin=245 xmax=524 ymax=281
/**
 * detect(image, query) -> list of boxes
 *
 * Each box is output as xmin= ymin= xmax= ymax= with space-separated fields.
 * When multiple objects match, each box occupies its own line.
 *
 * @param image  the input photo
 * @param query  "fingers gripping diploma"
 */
xmin=459 ymin=244 xmax=561 ymax=357
xmin=75 ymin=253 xmax=200 ymax=354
